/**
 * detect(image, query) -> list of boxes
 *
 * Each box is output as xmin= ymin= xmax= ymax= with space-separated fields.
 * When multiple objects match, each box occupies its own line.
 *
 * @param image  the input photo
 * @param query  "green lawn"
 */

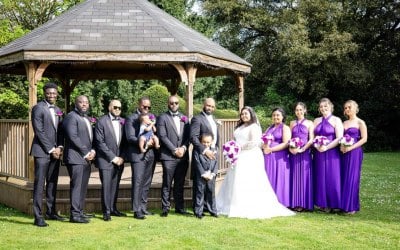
xmin=0 ymin=152 xmax=399 ymax=249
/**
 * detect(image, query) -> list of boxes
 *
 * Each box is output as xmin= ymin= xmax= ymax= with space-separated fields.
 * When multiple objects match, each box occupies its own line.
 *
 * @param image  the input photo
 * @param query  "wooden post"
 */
xmin=235 ymin=74 xmax=244 ymax=112
xmin=24 ymin=62 xmax=50 ymax=181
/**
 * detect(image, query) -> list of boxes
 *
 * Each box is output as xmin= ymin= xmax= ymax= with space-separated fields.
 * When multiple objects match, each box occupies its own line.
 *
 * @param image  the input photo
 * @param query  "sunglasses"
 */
xmin=113 ymin=106 xmax=121 ymax=110
xmin=142 ymin=106 xmax=151 ymax=110
xmin=169 ymin=102 xmax=179 ymax=105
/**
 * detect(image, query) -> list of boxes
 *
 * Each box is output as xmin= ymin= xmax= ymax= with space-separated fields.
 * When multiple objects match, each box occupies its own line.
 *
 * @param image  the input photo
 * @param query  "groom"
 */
xmin=190 ymin=98 xmax=219 ymax=218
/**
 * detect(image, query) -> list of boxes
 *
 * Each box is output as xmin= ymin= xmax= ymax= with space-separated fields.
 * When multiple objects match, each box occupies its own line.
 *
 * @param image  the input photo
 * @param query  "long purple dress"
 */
xmin=341 ymin=128 xmax=363 ymax=212
xmin=289 ymin=119 xmax=313 ymax=210
xmin=313 ymin=115 xmax=341 ymax=209
xmin=264 ymin=124 xmax=291 ymax=207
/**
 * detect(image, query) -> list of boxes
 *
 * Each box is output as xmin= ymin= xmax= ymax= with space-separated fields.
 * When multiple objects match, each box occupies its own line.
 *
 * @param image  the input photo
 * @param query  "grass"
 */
xmin=0 ymin=152 xmax=399 ymax=249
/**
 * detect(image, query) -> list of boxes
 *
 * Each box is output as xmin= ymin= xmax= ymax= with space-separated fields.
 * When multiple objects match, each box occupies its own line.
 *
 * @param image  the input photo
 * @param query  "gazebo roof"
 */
xmin=0 ymin=0 xmax=251 ymax=79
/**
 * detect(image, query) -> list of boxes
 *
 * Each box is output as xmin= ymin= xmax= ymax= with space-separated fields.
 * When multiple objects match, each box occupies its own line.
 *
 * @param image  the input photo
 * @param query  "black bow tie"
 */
xmin=112 ymin=117 xmax=120 ymax=121
xmin=48 ymin=105 xmax=55 ymax=109
xmin=171 ymin=113 xmax=179 ymax=117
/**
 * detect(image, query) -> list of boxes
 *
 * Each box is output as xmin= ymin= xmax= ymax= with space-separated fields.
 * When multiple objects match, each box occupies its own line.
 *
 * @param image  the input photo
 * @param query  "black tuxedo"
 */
xmin=157 ymin=111 xmax=190 ymax=212
xmin=30 ymin=100 xmax=63 ymax=220
xmin=124 ymin=110 xmax=155 ymax=215
xmin=63 ymin=110 xmax=94 ymax=218
xmin=94 ymin=114 xmax=126 ymax=216
xmin=190 ymin=112 xmax=219 ymax=215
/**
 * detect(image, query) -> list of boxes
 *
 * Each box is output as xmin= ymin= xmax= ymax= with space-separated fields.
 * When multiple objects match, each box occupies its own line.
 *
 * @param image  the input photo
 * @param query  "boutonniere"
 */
xmin=180 ymin=115 xmax=188 ymax=123
xmin=89 ymin=117 xmax=97 ymax=126
xmin=55 ymin=110 xmax=63 ymax=117
xmin=119 ymin=118 xmax=125 ymax=126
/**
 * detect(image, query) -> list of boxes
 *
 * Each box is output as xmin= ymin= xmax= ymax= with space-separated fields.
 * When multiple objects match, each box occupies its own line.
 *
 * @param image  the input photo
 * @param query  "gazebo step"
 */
xmin=30 ymin=184 xmax=193 ymax=216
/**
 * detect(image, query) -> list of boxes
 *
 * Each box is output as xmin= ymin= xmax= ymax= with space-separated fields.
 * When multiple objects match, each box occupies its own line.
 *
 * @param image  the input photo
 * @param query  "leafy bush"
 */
xmin=0 ymin=89 xmax=29 ymax=119
xmin=142 ymin=84 xmax=171 ymax=116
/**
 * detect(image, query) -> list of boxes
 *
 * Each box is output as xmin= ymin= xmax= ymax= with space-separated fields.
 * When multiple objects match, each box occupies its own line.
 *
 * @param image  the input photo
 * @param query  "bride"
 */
xmin=217 ymin=106 xmax=295 ymax=219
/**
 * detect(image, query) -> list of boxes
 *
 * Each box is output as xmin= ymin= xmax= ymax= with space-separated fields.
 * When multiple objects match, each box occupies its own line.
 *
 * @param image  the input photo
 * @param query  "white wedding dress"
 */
xmin=216 ymin=123 xmax=295 ymax=219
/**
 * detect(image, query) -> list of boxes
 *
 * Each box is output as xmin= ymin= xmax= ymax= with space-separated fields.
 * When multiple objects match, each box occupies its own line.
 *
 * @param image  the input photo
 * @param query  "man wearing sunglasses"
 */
xmin=157 ymin=95 xmax=191 ymax=217
xmin=125 ymin=96 xmax=156 ymax=219
xmin=94 ymin=100 xmax=127 ymax=221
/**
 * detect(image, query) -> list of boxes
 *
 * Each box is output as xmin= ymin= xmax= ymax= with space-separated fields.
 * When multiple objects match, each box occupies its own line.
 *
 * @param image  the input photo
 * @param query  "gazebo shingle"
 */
xmin=0 ymin=0 xmax=250 ymax=70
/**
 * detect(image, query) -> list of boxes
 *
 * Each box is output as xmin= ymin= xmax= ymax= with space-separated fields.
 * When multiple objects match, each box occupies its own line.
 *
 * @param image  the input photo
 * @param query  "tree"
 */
xmin=201 ymin=0 xmax=400 ymax=150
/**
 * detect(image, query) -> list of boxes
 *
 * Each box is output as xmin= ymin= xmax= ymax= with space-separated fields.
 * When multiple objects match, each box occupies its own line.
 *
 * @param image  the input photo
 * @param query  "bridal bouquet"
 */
xmin=261 ymin=133 xmax=274 ymax=146
xmin=339 ymin=134 xmax=354 ymax=147
xmin=288 ymin=137 xmax=305 ymax=149
xmin=313 ymin=136 xmax=329 ymax=148
xmin=222 ymin=140 xmax=241 ymax=166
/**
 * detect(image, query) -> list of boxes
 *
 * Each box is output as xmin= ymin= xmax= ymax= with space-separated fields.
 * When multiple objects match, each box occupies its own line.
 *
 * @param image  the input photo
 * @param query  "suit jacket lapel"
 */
xmin=105 ymin=116 xmax=118 ymax=146
xmin=167 ymin=113 xmax=180 ymax=136
xmin=201 ymin=113 xmax=213 ymax=132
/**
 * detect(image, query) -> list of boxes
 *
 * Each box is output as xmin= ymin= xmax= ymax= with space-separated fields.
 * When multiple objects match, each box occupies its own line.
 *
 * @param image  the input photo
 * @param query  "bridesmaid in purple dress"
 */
xmin=313 ymin=98 xmax=343 ymax=212
xmin=263 ymin=108 xmax=291 ymax=207
xmin=289 ymin=102 xmax=314 ymax=212
xmin=340 ymin=100 xmax=368 ymax=214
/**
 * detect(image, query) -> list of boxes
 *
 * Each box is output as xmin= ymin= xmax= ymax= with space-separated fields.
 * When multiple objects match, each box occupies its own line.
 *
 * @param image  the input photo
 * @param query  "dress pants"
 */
xmin=131 ymin=151 xmax=155 ymax=214
xmin=67 ymin=163 xmax=91 ymax=217
xmin=99 ymin=165 xmax=124 ymax=215
xmin=33 ymin=157 xmax=60 ymax=219
xmin=161 ymin=159 xmax=188 ymax=212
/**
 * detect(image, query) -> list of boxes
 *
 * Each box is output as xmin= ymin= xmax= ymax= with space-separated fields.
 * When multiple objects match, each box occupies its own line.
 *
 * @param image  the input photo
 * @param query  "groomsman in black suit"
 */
xmin=94 ymin=100 xmax=127 ymax=221
xmin=190 ymin=98 xmax=219 ymax=218
xmin=125 ymin=97 xmax=156 ymax=220
xmin=30 ymin=82 xmax=65 ymax=227
xmin=63 ymin=95 xmax=96 ymax=223
xmin=157 ymin=95 xmax=191 ymax=217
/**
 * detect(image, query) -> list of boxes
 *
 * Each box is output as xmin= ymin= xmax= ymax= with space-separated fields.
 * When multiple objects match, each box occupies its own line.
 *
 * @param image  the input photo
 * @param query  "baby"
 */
xmin=138 ymin=113 xmax=160 ymax=153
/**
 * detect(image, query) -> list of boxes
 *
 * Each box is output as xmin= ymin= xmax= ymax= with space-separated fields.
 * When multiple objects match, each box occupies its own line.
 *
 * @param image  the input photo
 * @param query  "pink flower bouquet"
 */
xmin=339 ymin=134 xmax=354 ymax=146
xmin=313 ymin=136 xmax=329 ymax=148
xmin=222 ymin=140 xmax=241 ymax=166
xmin=261 ymin=133 xmax=274 ymax=146
xmin=288 ymin=137 xmax=305 ymax=149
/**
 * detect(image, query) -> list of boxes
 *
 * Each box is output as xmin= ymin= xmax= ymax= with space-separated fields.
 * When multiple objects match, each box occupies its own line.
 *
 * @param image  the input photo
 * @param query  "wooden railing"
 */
xmin=216 ymin=119 xmax=237 ymax=177
xmin=0 ymin=119 xmax=238 ymax=181
xmin=0 ymin=120 xmax=29 ymax=179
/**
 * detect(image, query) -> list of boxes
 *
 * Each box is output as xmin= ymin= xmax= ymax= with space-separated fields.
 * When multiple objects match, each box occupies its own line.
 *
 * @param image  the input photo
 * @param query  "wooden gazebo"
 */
xmin=0 ymin=0 xmax=251 ymax=214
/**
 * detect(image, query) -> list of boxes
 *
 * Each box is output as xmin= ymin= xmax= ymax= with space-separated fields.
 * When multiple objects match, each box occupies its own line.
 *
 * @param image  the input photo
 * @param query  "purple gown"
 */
xmin=341 ymin=128 xmax=363 ymax=212
xmin=313 ymin=116 xmax=341 ymax=209
xmin=264 ymin=124 xmax=291 ymax=207
xmin=289 ymin=119 xmax=313 ymax=210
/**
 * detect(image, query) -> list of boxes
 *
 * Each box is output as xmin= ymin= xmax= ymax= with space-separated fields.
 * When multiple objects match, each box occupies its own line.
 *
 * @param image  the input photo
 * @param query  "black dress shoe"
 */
xmin=34 ymin=218 xmax=49 ymax=227
xmin=70 ymin=216 xmax=89 ymax=223
xmin=142 ymin=210 xmax=154 ymax=215
xmin=82 ymin=213 xmax=95 ymax=218
xmin=133 ymin=212 xmax=145 ymax=220
xmin=103 ymin=214 xmax=111 ymax=221
xmin=175 ymin=209 xmax=189 ymax=215
xmin=45 ymin=214 xmax=66 ymax=221
xmin=210 ymin=212 xmax=219 ymax=218
xmin=111 ymin=210 xmax=127 ymax=217
xmin=160 ymin=211 xmax=168 ymax=217
xmin=195 ymin=214 xmax=203 ymax=219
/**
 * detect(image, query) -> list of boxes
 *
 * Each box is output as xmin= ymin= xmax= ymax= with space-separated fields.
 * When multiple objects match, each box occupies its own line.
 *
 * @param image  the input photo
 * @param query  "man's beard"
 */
xmin=203 ymin=108 xmax=212 ymax=115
